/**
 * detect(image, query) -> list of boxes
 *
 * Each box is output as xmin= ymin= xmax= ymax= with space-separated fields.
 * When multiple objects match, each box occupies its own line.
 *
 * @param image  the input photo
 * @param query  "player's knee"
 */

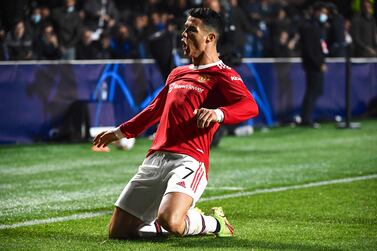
xmin=108 ymin=221 xmax=126 ymax=239
xmin=157 ymin=212 xmax=184 ymax=235
xmin=108 ymin=222 xmax=138 ymax=239
xmin=108 ymin=215 xmax=138 ymax=239
xmin=108 ymin=221 xmax=120 ymax=239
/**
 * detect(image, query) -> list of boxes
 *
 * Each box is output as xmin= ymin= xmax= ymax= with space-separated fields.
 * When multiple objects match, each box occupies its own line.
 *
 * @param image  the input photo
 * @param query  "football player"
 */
xmin=93 ymin=7 xmax=258 ymax=239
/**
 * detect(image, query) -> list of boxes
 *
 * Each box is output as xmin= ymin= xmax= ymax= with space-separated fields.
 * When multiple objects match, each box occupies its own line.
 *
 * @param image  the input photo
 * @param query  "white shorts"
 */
xmin=114 ymin=151 xmax=207 ymax=223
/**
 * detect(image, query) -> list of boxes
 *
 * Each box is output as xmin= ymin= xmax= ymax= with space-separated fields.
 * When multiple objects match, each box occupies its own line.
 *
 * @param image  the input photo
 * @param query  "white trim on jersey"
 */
xmin=189 ymin=60 xmax=223 ymax=70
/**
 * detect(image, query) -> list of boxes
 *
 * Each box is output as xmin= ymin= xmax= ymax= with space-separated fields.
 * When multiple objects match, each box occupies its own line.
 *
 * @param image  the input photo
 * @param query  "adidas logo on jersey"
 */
xmin=230 ymin=76 xmax=243 ymax=82
xmin=176 ymin=181 xmax=186 ymax=188
xmin=217 ymin=62 xmax=231 ymax=70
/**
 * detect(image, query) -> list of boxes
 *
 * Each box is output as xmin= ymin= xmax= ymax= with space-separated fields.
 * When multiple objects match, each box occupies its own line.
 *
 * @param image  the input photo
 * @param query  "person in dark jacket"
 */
xmin=0 ymin=23 xmax=9 ymax=60
xmin=226 ymin=0 xmax=261 ymax=57
xmin=110 ymin=23 xmax=137 ymax=59
xmin=95 ymin=32 xmax=112 ymax=59
xmin=29 ymin=6 xmax=44 ymax=43
xmin=52 ymin=0 xmax=82 ymax=59
xmin=4 ymin=20 xmax=33 ymax=60
xmin=351 ymin=0 xmax=377 ymax=57
xmin=35 ymin=24 xmax=61 ymax=60
xmin=270 ymin=7 xmax=297 ymax=57
xmin=81 ymin=0 xmax=118 ymax=33
xmin=298 ymin=2 xmax=329 ymax=128
xmin=327 ymin=3 xmax=346 ymax=57
xmin=76 ymin=29 xmax=98 ymax=59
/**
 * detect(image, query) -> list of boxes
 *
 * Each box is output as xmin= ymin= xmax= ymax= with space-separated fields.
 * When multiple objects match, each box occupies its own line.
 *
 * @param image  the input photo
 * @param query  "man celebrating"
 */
xmin=93 ymin=8 xmax=258 ymax=239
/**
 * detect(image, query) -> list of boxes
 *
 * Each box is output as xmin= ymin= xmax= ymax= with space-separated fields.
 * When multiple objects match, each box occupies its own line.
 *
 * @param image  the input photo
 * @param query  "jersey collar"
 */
xmin=189 ymin=60 xmax=223 ymax=70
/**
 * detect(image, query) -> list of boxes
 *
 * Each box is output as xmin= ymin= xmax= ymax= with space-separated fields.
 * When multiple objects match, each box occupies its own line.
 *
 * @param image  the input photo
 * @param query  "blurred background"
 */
xmin=0 ymin=0 xmax=376 ymax=60
xmin=0 ymin=0 xmax=376 ymax=144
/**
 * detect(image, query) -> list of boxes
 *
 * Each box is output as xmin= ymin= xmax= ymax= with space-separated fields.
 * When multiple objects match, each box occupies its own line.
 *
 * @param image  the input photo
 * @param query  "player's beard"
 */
xmin=182 ymin=42 xmax=190 ymax=56
xmin=182 ymin=40 xmax=203 ymax=59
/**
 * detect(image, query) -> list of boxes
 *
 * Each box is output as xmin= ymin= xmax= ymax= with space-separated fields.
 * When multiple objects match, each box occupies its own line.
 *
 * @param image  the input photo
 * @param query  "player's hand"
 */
xmin=194 ymin=108 xmax=217 ymax=128
xmin=93 ymin=130 xmax=118 ymax=148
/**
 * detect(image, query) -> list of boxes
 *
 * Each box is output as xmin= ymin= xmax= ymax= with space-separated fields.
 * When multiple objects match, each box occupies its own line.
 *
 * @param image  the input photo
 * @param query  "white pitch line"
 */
xmin=205 ymin=186 xmax=244 ymax=191
xmin=0 ymin=211 xmax=109 ymax=230
xmin=199 ymin=174 xmax=377 ymax=202
xmin=1 ymin=174 xmax=376 ymax=230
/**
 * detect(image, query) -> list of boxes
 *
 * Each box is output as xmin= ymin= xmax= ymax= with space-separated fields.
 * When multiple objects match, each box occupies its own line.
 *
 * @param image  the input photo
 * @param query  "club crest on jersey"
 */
xmin=198 ymin=74 xmax=210 ymax=83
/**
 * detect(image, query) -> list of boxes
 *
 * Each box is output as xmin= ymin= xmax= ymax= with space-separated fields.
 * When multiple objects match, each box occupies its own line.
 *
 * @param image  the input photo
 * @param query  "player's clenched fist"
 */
xmin=93 ymin=130 xmax=118 ymax=148
xmin=194 ymin=108 xmax=217 ymax=128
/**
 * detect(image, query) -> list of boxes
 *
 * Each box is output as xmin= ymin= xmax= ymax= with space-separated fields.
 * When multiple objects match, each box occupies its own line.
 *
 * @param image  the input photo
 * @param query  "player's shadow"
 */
xmin=102 ymin=235 xmax=344 ymax=251
xmin=109 ymin=236 xmax=344 ymax=251
xmin=7 ymin=228 xmax=344 ymax=251
xmin=168 ymin=236 xmax=344 ymax=251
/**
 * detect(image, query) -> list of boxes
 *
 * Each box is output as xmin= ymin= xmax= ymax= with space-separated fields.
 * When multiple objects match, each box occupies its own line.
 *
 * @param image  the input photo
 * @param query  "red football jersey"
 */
xmin=119 ymin=61 xmax=259 ymax=177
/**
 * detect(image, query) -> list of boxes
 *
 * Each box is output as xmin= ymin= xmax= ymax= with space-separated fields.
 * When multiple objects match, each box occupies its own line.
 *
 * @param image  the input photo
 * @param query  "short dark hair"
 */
xmin=188 ymin=8 xmax=223 ymax=40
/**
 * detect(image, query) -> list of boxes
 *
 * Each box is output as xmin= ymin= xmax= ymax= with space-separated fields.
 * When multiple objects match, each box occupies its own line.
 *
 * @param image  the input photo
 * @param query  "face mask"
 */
xmin=319 ymin=13 xmax=328 ymax=23
xmin=67 ymin=6 xmax=75 ymax=13
xmin=31 ymin=14 xmax=41 ymax=24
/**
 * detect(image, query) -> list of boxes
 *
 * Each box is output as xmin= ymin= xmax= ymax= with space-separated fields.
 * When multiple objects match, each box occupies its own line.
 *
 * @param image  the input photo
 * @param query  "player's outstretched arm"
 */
xmin=93 ymin=130 xmax=119 ymax=148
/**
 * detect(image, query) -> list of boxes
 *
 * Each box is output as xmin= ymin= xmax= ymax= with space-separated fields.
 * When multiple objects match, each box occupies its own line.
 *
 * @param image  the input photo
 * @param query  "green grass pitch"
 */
xmin=1 ymin=120 xmax=376 ymax=250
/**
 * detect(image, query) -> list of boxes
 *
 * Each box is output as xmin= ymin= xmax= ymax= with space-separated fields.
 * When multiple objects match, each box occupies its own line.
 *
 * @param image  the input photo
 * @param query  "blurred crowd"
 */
xmin=0 ymin=0 xmax=376 ymax=61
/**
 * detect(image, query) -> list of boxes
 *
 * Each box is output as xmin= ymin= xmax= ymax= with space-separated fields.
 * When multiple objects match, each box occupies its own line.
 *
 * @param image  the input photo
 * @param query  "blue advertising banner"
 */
xmin=0 ymin=60 xmax=376 ymax=143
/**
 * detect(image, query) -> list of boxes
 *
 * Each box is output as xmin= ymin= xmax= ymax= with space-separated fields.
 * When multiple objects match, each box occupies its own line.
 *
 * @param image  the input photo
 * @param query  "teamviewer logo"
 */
xmin=168 ymin=83 xmax=176 ymax=93
xmin=168 ymin=82 xmax=204 ymax=93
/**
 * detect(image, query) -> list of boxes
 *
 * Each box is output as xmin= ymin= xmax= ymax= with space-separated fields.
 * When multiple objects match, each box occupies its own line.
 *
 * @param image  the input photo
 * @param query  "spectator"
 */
xmin=149 ymin=11 xmax=170 ymax=34
xmin=351 ymin=0 xmax=377 ymax=57
xmin=166 ymin=0 xmax=191 ymax=19
xmin=0 ymin=24 xmax=8 ymax=60
xmin=110 ymin=23 xmax=137 ymax=59
xmin=81 ymin=0 xmax=118 ymax=38
xmin=76 ymin=29 xmax=98 ymax=59
xmin=298 ymin=2 xmax=329 ymax=128
xmin=35 ymin=24 xmax=61 ymax=60
xmin=4 ymin=20 xmax=33 ymax=60
xmin=243 ymin=0 xmax=273 ymax=57
xmin=1 ymin=0 xmax=368 ymax=61
xmin=40 ymin=5 xmax=54 ymax=27
xmin=95 ymin=32 xmax=112 ymax=59
xmin=344 ymin=18 xmax=353 ymax=47
xmin=148 ymin=17 xmax=176 ymax=80
xmin=29 ymin=6 xmax=43 ymax=42
xmin=52 ymin=0 xmax=82 ymax=60
xmin=270 ymin=7 xmax=297 ymax=57
xmin=133 ymin=13 xmax=152 ymax=58
xmin=269 ymin=7 xmax=297 ymax=123
xmin=327 ymin=3 xmax=346 ymax=57
xmin=226 ymin=0 xmax=261 ymax=59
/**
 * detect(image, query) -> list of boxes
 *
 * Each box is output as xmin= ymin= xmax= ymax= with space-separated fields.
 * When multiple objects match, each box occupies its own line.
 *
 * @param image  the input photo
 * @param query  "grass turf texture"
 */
xmin=1 ymin=120 xmax=376 ymax=250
